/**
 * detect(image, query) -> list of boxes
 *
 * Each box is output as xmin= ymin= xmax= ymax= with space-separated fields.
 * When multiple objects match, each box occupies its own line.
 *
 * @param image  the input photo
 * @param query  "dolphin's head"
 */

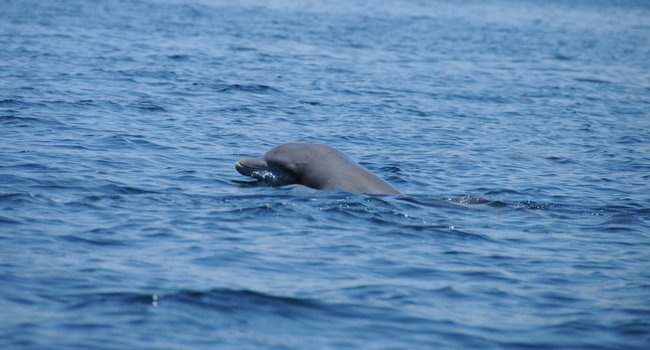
xmin=235 ymin=143 xmax=401 ymax=195
xmin=235 ymin=144 xmax=310 ymax=186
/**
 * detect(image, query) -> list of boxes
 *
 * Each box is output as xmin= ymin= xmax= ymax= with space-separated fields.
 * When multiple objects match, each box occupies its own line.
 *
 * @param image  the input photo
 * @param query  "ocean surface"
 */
xmin=1 ymin=0 xmax=649 ymax=348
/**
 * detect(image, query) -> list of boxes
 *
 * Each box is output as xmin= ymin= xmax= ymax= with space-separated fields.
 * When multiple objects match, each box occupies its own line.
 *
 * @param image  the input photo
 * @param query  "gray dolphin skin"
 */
xmin=235 ymin=143 xmax=401 ymax=195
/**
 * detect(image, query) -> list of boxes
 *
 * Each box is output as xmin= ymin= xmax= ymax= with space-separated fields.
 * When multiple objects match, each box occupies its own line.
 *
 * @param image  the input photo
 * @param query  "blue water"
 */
xmin=1 ymin=0 xmax=650 ymax=348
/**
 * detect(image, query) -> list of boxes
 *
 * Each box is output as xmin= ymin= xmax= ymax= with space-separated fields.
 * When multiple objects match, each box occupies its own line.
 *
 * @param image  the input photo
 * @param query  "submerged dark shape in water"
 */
xmin=235 ymin=143 xmax=402 ymax=195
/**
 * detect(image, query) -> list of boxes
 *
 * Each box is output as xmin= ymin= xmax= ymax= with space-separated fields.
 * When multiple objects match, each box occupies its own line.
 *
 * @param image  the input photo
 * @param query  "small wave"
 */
xmin=100 ymin=183 xmax=157 ymax=195
xmin=164 ymin=288 xmax=318 ymax=312
xmin=486 ymin=200 xmax=509 ymax=208
xmin=117 ymin=69 xmax=178 ymax=80
xmin=61 ymin=288 xmax=326 ymax=320
xmin=574 ymin=77 xmax=611 ymax=84
xmin=0 ymin=99 xmax=26 ymax=106
xmin=209 ymin=82 xmax=280 ymax=94
xmin=601 ymin=213 xmax=644 ymax=226
xmin=231 ymin=179 xmax=266 ymax=187
xmin=64 ymin=291 xmax=159 ymax=311
xmin=298 ymin=100 xmax=321 ymax=105
xmin=545 ymin=156 xmax=577 ymax=164
xmin=130 ymin=100 xmax=168 ymax=112
xmin=553 ymin=53 xmax=574 ymax=60
xmin=229 ymin=45 xmax=256 ymax=52
xmin=0 ymin=114 xmax=38 ymax=123
xmin=167 ymin=54 xmax=190 ymax=60
xmin=0 ymin=192 xmax=27 ymax=202
xmin=0 ymin=215 xmax=21 ymax=225
xmin=61 ymin=233 xmax=127 ymax=247
xmin=96 ymin=134 xmax=173 ymax=150
xmin=482 ymin=188 xmax=524 ymax=196
xmin=378 ymin=165 xmax=402 ymax=174
xmin=593 ymin=212 xmax=647 ymax=233
xmin=0 ymin=192 xmax=53 ymax=206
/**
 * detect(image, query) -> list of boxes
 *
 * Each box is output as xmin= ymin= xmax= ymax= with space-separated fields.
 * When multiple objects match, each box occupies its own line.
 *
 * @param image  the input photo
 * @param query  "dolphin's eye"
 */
xmin=267 ymin=160 xmax=292 ymax=175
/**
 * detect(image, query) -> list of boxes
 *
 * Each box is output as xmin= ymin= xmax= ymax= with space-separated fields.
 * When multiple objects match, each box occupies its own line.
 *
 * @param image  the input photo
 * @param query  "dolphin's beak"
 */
xmin=235 ymin=157 xmax=269 ymax=177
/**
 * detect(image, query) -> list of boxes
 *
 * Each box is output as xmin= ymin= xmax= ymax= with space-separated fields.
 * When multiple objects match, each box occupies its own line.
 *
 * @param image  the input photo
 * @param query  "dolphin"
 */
xmin=235 ymin=143 xmax=401 ymax=195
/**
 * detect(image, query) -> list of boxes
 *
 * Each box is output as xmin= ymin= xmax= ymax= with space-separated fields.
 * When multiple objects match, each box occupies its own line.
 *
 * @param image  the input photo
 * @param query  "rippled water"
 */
xmin=1 ymin=0 xmax=650 ymax=348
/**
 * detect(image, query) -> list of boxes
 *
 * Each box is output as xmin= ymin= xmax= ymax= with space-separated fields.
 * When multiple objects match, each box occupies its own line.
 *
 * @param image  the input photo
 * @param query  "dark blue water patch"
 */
xmin=193 ymin=81 xmax=282 ymax=94
xmin=0 ymin=99 xmax=25 ymax=106
xmin=166 ymin=54 xmax=190 ymax=61
xmin=0 ymin=112 xmax=63 ymax=128
xmin=0 ymin=215 xmax=22 ymax=225
xmin=129 ymin=99 xmax=168 ymax=113
xmin=94 ymin=133 xmax=175 ymax=151
xmin=573 ymin=77 xmax=611 ymax=84
xmin=553 ymin=53 xmax=574 ymax=61
xmin=141 ymin=288 xmax=488 ymax=348
xmin=544 ymin=156 xmax=578 ymax=164
xmin=60 ymin=232 xmax=125 ymax=248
